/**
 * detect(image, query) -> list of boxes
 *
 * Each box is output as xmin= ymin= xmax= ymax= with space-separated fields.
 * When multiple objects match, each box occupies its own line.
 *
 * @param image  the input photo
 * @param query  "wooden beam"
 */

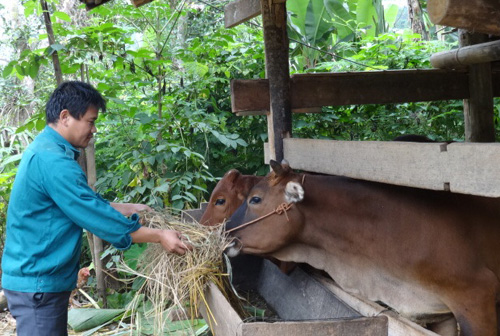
xmin=428 ymin=0 xmax=500 ymax=36
xmin=264 ymin=138 xmax=500 ymax=197
xmin=231 ymin=69 xmax=491 ymax=114
xmin=130 ymin=0 xmax=154 ymax=7
xmin=430 ymin=39 xmax=500 ymax=69
xmin=224 ymin=0 xmax=261 ymax=28
xmin=79 ymin=0 xmax=113 ymax=10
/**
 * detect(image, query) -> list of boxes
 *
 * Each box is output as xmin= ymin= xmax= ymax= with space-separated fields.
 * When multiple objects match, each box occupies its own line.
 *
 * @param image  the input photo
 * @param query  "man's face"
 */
xmin=61 ymin=106 xmax=98 ymax=149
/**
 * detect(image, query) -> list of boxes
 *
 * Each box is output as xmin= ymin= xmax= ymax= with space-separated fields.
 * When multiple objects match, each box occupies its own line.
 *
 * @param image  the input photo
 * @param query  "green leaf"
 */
xmin=50 ymin=43 xmax=65 ymax=51
xmin=24 ymin=0 xmax=36 ymax=17
xmin=153 ymin=183 xmax=170 ymax=193
xmin=2 ymin=61 xmax=16 ymax=78
xmin=68 ymin=308 xmax=125 ymax=332
xmin=384 ymin=4 xmax=399 ymax=30
xmin=28 ymin=61 xmax=41 ymax=79
xmin=53 ymin=11 xmax=71 ymax=22
xmin=0 ymin=154 xmax=22 ymax=168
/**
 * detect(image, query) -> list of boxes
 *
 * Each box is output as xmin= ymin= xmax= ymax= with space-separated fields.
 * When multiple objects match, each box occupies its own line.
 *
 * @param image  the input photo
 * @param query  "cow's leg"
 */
xmin=443 ymin=270 xmax=498 ymax=336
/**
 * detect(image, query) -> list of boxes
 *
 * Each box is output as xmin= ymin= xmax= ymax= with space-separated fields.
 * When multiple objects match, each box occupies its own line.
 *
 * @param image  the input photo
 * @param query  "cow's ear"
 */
xmin=281 ymin=159 xmax=291 ymax=172
xmin=270 ymin=160 xmax=285 ymax=176
xmin=225 ymin=169 xmax=241 ymax=185
xmin=285 ymin=181 xmax=304 ymax=203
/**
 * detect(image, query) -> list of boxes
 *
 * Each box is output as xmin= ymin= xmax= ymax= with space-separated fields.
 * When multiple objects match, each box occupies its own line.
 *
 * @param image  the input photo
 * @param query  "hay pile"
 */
xmin=119 ymin=209 xmax=235 ymax=334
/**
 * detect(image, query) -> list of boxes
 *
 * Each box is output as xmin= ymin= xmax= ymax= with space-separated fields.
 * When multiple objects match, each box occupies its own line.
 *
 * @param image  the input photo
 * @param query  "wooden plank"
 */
xmin=281 ymin=138 xmax=446 ymax=191
xmin=291 ymin=70 xmax=469 ymax=107
xmin=231 ymin=79 xmax=269 ymax=115
xmin=428 ymin=0 xmax=500 ymax=36
xmin=130 ymin=0 xmax=154 ymax=7
xmin=232 ymin=71 xmax=500 ymax=114
xmin=316 ymin=276 xmax=438 ymax=336
xmin=224 ymin=0 xmax=261 ymax=28
xmin=231 ymin=70 xmax=470 ymax=114
xmin=263 ymin=138 xmax=500 ymax=197
xmin=199 ymin=282 xmax=244 ymax=336
xmin=241 ymin=317 xmax=388 ymax=336
xmin=80 ymin=0 xmax=113 ymax=10
xmin=445 ymin=142 xmax=500 ymax=196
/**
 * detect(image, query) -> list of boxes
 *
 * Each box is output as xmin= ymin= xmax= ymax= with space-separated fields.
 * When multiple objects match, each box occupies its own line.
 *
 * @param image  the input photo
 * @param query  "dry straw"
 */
xmin=118 ymin=209 xmax=236 ymax=335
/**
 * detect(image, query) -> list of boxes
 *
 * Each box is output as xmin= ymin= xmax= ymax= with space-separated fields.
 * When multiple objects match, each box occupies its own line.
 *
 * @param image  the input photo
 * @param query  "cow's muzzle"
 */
xmin=224 ymin=241 xmax=242 ymax=257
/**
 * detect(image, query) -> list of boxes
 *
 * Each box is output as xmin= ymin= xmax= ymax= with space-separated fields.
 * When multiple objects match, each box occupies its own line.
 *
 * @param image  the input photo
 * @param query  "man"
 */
xmin=1 ymin=81 xmax=191 ymax=335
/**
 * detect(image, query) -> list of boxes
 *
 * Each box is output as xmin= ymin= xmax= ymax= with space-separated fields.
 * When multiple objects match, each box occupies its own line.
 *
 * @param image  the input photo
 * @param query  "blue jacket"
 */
xmin=1 ymin=126 xmax=141 ymax=292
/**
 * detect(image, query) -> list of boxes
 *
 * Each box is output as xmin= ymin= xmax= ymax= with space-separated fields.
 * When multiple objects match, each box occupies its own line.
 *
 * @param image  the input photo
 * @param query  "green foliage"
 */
xmin=288 ymin=0 xmax=386 ymax=70
xmin=293 ymin=32 xmax=464 ymax=142
xmin=0 ymin=126 xmax=33 ymax=248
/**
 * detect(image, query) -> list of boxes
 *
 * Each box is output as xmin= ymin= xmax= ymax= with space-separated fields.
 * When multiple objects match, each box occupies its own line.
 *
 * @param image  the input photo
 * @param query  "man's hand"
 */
xmin=111 ymin=202 xmax=152 ymax=217
xmin=159 ymin=230 xmax=193 ymax=255
xmin=130 ymin=227 xmax=193 ymax=255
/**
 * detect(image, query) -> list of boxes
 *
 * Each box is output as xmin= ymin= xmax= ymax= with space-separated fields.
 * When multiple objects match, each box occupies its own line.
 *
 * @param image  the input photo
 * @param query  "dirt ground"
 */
xmin=0 ymin=310 xmax=15 ymax=336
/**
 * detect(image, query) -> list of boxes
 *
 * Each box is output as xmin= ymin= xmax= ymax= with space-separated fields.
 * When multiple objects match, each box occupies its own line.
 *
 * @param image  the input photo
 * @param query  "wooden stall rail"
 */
xmin=264 ymin=138 xmax=500 ymax=198
xmin=231 ymin=69 xmax=500 ymax=115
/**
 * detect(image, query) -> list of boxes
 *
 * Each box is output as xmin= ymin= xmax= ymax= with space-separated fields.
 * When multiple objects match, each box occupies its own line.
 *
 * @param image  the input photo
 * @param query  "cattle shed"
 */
xmin=198 ymin=0 xmax=500 ymax=336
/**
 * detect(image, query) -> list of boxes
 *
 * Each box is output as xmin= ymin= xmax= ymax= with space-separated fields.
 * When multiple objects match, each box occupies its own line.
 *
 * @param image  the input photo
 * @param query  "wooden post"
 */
xmin=85 ymin=138 xmax=107 ymax=307
xmin=460 ymin=30 xmax=495 ymax=142
xmin=261 ymin=0 xmax=292 ymax=163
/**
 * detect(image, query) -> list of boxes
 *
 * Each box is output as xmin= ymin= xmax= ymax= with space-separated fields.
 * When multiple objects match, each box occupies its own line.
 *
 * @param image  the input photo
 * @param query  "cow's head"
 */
xmin=199 ymin=169 xmax=263 ymax=226
xmin=225 ymin=160 xmax=305 ymax=257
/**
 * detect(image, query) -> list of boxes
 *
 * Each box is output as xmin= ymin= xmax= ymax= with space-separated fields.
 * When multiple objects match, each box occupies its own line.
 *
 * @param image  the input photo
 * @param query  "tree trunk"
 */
xmin=40 ymin=0 xmax=63 ymax=85
xmin=407 ymin=0 xmax=429 ymax=40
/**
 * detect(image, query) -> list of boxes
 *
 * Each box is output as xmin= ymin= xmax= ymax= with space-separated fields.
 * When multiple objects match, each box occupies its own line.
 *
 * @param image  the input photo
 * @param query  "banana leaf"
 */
xmin=68 ymin=308 xmax=125 ymax=332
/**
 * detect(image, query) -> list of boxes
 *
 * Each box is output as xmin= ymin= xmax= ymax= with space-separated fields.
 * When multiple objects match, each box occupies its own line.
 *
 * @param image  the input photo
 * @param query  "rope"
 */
xmin=225 ymin=202 xmax=293 ymax=234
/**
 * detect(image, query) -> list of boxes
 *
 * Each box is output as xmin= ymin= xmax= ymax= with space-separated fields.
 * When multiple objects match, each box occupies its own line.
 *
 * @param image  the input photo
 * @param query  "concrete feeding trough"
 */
xmin=199 ymin=258 xmax=388 ymax=336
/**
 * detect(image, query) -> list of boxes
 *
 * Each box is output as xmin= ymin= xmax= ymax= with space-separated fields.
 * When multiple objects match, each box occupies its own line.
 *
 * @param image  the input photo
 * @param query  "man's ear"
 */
xmin=59 ymin=109 xmax=70 ymax=126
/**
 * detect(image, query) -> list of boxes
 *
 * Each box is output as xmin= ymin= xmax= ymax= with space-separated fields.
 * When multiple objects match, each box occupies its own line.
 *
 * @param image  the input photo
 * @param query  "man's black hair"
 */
xmin=46 ymin=81 xmax=106 ymax=124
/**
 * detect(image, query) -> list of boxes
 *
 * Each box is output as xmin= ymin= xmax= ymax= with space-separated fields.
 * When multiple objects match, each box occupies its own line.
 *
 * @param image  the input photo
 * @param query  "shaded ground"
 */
xmin=0 ymin=310 xmax=15 ymax=336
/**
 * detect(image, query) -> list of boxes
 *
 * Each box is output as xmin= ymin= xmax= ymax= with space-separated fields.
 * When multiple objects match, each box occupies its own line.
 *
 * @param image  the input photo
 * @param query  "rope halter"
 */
xmin=225 ymin=202 xmax=294 ymax=234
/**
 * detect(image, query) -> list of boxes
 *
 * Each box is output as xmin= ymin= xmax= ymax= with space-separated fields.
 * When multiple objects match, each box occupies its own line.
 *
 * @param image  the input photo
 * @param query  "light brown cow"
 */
xmin=199 ymin=169 xmax=262 ymax=226
xmin=225 ymin=160 xmax=500 ymax=336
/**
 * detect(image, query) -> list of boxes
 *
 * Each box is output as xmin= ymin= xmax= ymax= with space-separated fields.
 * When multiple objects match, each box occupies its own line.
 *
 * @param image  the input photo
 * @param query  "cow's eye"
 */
xmin=249 ymin=196 xmax=261 ymax=204
xmin=215 ymin=198 xmax=226 ymax=206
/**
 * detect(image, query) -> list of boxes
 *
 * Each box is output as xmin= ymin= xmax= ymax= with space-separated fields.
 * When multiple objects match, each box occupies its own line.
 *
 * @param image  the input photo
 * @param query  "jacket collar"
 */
xmin=43 ymin=125 xmax=81 ymax=160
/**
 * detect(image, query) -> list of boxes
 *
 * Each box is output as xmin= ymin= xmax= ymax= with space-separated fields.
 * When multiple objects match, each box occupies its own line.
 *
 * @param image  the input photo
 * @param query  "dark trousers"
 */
xmin=4 ymin=289 xmax=71 ymax=336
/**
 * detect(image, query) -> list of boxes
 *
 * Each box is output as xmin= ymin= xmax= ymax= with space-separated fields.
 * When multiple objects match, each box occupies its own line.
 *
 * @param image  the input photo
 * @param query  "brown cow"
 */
xmin=225 ymin=160 xmax=500 ymax=336
xmin=199 ymin=169 xmax=262 ymax=226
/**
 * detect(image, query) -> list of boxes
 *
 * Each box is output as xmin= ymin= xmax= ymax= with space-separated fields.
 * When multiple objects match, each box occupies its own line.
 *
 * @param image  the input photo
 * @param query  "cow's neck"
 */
xmin=295 ymin=175 xmax=376 ymax=252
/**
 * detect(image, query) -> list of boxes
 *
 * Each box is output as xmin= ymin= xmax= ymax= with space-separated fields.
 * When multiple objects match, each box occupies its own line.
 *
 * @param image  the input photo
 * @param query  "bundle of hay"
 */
xmin=119 ymin=209 xmax=236 ymax=334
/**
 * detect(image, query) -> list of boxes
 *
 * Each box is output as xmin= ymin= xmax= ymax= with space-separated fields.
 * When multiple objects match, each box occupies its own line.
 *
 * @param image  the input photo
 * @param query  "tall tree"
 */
xmin=407 ymin=0 xmax=428 ymax=40
xmin=40 ymin=0 xmax=63 ymax=84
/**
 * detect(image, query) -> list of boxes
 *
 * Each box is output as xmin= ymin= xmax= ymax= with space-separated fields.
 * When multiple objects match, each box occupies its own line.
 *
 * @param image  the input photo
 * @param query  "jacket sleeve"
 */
xmin=39 ymin=153 xmax=141 ymax=250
